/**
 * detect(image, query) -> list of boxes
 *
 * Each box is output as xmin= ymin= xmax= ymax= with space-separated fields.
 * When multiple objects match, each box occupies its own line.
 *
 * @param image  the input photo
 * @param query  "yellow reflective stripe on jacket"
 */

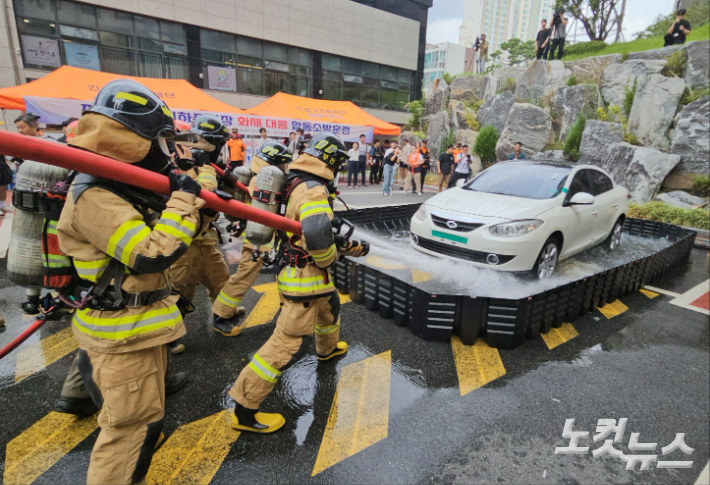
xmin=153 ymin=212 xmax=196 ymax=246
xmin=46 ymin=220 xmax=59 ymax=235
xmin=72 ymin=305 xmax=183 ymax=340
xmin=299 ymin=200 xmax=331 ymax=219
xmin=107 ymin=220 xmax=152 ymax=265
xmin=248 ymin=353 xmax=282 ymax=384
xmin=217 ymin=291 xmax=241 ymax=308
xmin=73 ymin=258 xmax=111 ymax=283
xmin=315 ymin=317 xmax=341 ymax=335
xmin=196 ymin=173 xmax=217 ymax=186
xmin=277 ymin=268 xmax=334 ymax=293
xmin=311 ymin=244 xmax=336 ymax=263
xmin=43 ymin=254 xmax=72 ymax=268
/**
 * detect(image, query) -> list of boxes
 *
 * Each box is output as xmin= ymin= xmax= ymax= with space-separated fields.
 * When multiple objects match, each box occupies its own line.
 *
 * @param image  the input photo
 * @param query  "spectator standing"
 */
xmin=535 ymin=20 xmax=551 ymax=60
xmin=664 ymin=9 xmax=691 ymax=46
xmin=548 ymin=9 xmax=568 ymax=60
xmin=479 ymin=34 xmax=489 ymax=73
xmin=449 ymin=145 xmax=473 ymax=188
xmin=508 ymin=142 xmax=527 ymax=160
xmin=227 ymin=128 xmax=246 ymax=169
xmin=256 ymin=127 xmax=269 ymax=149
xmin=403 ymin=142 xmax=423 ymax=195
xmin=380 ymin=140 xmax=390 ymax=182
xmin=382 ymin=145 xmax=401 ymax=195
xmin=287 ymin=132 xmax=297 ymax=152
xmin=419 ymin=139 xmax=431 ymax=191
xmin=437 ymin=146 xmax=455 ymax=191
xmin=0 ymin=155 xmax=13 ymax=215
xmin=369 ymin=139 xmax=382 ymax=185
xmin=289 ymin=128 xmax=304 ymax=154
xmin=358 ymin=133 xmax=370 ymax=187
xmin=398 ymin=138 xmax=412 ymax=186
xmin=347 ymin=142 xmax=360 ymax=189
xmin=57 ymin=117 xmax=78 ymax=143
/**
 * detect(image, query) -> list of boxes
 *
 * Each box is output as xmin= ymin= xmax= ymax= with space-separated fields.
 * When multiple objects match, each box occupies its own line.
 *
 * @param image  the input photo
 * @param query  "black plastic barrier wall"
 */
xmin=332 ymin=203 xmax=696 ymax=349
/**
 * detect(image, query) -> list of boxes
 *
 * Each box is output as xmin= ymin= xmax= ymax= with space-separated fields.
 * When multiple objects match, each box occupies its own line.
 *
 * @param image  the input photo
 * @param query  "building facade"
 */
xmin=458 ymin=0 xmax=482 ymax=48
xmin=0 ymin=0 xmax=433 ymax=129
xmin=423 ymin=42 xmax=473 ymax=91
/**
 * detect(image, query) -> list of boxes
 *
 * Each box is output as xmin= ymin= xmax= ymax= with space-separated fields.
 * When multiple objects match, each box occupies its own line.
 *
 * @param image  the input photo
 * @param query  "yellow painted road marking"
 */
xmin=15 ymin=326 xmax=78 ymax=383
xmin=366 ymin=256 xmax=407 ymax=270
xmin=640 ymin=288 xmax=659 ymax=299
xmin=312 ymin=350 xmax=391 ymax=476
xmin=541 ymin=322 xmax=579 ymax=350
xmin=451 ymin=337 xmax=506 ymax=396
xmin=598 ymin=299 xmax=629 ymax=319
xmin=243 ymin=282 xmax=281 ymax=328
xmin=339 ymin=292 xmax=352 ymax=305
xmin=146 ymin=410 xmax=239 ymax=485
xmin=412 ymin=269 xmax=432 ymax=283
xmin=3 ymin=411 xmax=98 ymax=485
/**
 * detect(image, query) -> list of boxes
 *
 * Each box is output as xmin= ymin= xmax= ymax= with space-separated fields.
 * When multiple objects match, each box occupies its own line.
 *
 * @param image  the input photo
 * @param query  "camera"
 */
xmin=473 ymin=36 xmax=481 ymax=51
xmin=552 ymin=8 xmax=564 ymax=25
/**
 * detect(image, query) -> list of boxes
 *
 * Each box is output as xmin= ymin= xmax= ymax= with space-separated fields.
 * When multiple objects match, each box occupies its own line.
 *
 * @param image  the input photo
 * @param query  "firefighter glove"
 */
xmin=169 ymin=171 xmax=202 ymax=197
xmin=341 ymin=239 xmax=369 ymax=257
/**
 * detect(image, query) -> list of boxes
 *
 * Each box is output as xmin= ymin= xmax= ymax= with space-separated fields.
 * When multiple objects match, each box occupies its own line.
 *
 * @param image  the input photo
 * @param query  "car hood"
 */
xmin=425 ymin=188 xmax=559 ymax=221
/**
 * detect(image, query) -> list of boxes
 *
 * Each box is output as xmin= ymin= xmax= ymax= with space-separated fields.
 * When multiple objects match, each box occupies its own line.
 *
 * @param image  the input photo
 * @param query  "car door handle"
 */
xmin=591 ymin=211 xmax=599 ymax=216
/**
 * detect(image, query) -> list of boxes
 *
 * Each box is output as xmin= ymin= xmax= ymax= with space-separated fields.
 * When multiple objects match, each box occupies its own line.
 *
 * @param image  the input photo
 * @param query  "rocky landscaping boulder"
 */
xmin=399 ymin=131 xmax=423 ymax=144
xmin=552 ymin=84 xmax=603 ymax=140
xmin=594 ymin=143 xmax=681 ymax=203
xmin=484 ymin=66 xmax=526 ymax=99
xmin=477 ymin=91 xmax=515 ymax=135
xmin=627 ymin=44 xmax=686 ymax=61
xmin=666 ymin=96 xmax=710 ymax=189
xmin=424 ymin=79 xmax=449 ymax=119
xmin=627 ymin=74 xmax=686 ymax=150
xmin=531 ymin=150 xmax=565 ymax=161
xmin=495 ymin=103 xmax=552 ymax=161
xmin=684 ymin=40 xmax=710 ymax=89
xmin=655 ymin=190 xmax=707 ymax=209
xmin=563 ymin=54 xmax=622 ymax=84
xmin=448 ymin=100 xmax=478 ymax=131
xmin=600 ymin=59 xmax=666 ymax=107
xmin=455 ymin=129 xmax=478 ymax=148
xmin=426 ymin=111 xmax=450 ymax=155
xmin=450 ymin=75 xmax=489 ymax=104
xmin=514 ymin=60 xmax=571 ymax=102
xmin=578 ymin=121 xmax=624 ymax=166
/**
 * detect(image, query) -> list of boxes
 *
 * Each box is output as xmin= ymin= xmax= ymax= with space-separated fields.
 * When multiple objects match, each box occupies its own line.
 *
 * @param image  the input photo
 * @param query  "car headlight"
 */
xmin=414 ymin=205 xmax=428 ymax=221
xmin=489 ymin=220 xmax=543 ymax=237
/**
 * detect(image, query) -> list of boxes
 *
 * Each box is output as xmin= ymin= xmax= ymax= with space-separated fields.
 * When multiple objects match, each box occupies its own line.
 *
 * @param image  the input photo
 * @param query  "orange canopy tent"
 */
xmin=246 ymin=92 xmax=401 ymax=136
xmin=0 ymin=65 xmax=246 ymax=114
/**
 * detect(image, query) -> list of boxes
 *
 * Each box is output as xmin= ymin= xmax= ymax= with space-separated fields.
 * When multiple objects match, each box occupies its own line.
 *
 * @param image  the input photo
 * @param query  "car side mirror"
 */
xmin=566 ymin=192 xmax=595 ymax=206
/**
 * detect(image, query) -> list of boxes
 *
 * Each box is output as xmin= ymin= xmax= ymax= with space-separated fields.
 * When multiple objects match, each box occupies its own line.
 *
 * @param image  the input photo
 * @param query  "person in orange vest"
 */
xmin=227 ymin=128 xmax=246 ymax=169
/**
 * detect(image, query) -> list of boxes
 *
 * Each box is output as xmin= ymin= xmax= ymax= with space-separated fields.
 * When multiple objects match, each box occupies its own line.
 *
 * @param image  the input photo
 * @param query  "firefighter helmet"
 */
xmin=303 ymin=132 xmax=349 ymax=173
xmin=85 ymin=80 xmax=176 ymax=140
xmin=255 ymin=140 xmax=292 ymax=166
xmin=192 ymin=115 xmax=230 ymax=147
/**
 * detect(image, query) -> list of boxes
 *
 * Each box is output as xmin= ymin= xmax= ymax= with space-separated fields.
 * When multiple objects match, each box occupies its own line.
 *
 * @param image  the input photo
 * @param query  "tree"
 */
xmin=556 ymin=0 xmax=623 ymax=41
xmin=491 ymin=38 xmax=535 ymax=65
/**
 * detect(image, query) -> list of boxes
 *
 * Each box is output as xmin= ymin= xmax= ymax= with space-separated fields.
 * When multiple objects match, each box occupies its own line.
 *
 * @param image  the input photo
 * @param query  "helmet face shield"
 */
xmin=86 ymin=80 xmax=176 ymax=140
xmin=157 ymin=136 xmax=171 ymax=157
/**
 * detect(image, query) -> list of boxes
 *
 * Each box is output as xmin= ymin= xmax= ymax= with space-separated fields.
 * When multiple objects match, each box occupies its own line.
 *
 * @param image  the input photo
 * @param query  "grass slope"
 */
xmin=563 ymin=23 xmax=710 ymax=61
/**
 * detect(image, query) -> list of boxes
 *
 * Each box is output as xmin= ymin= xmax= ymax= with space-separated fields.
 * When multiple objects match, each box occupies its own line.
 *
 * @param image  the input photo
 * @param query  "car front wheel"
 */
xmin=604 ymin=218 xmax=624 ymax=251
xmin=532 ymin=237 xmax=559 ymax=280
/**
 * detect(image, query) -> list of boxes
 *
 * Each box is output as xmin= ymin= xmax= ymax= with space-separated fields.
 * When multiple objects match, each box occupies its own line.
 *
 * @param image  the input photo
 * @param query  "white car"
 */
xmin=410 ymin=161 xmax=629 ymax=279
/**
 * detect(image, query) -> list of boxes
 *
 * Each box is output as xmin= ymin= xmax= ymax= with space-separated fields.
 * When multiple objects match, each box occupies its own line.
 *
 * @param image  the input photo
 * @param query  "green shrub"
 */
xmin=567 ymin=75 xmax=579 ymax=86
xmin=623 ymin=79 xmax=637 ymax=116
xmin=623 ymin=132 xmax=641 ymax=145
xmin=463 ymin=110 xmax=480 ymax=131
xmin=563 ymin=40 xmax=609 ymax=56
xmin=500 ymin=77 xmax=516 ymax=93
xmin=404 ymin=99 xmax=424 ymax=131
xmin=628 ymin=201 xmax=710 ymax=229
xmin=681 ymin=87 xmax=710 ymax=105
xmin=691 ymin=175 xmax=710 ymax=198
xmin=563 ymin=114 xmax=586 ymax=162
xmin=544 ymin=140 xmax=564 ymax=150
xmin=662 ymin=50 xmax=687 ymax=77
xmin=473 ymin=124 xmax=499 ymax=168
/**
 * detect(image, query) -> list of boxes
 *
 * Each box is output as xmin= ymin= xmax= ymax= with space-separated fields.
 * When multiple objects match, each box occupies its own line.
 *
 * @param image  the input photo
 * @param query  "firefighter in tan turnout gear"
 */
xmin=58 ymin=80 xmax=204 ymax=484
xmin=169 ymin=115 xmax=236 ymax=342
xmin=228 ymin=132 xmax=370 ymax=433
xmin=211 ymin=139 xmax=292 ymax=336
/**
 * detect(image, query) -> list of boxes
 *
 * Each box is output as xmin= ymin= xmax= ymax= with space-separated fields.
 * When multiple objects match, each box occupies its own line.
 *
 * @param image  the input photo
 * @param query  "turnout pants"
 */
xmin=170 ymin=242 xmax=229 ymax=302
xmin=212 ymin=246 xmax=264 ymax=318
xmin=78 ymin=345 xmax=167 ymax=485
xmin=229 ymin=292 xmax=340 ymax=409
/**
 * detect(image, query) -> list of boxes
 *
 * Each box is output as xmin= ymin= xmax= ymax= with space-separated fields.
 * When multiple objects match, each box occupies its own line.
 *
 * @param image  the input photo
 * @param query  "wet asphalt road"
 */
xmin=0 ymin=189 xmax=708 ymax=485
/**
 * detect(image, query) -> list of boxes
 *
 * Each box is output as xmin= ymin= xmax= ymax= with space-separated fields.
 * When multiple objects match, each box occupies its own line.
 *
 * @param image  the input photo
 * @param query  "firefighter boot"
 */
xmin=318 ymin=341 xmax=349 ymax=361
xmin=166 ymin=371 xmax=188 ymax=396
xmin=231 ymin=403 xmax=285 ymax=433
xmin=212 ymin=311 xmax=245 ymax=337
xmin=54 ymin=396 xmax=99 ymax=418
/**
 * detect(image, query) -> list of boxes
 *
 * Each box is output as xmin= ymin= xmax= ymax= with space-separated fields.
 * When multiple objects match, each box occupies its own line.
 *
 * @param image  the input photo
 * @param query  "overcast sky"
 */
xmin=426 ymin=0 xmax=674 ymax=45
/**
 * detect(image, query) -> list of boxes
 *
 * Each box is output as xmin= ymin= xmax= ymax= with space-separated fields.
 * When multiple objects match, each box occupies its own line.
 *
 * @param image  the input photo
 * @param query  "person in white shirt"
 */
xmin=347 ymin=142 xmax=361 ymax=189
xmin=448 ymin=144 xmax=473 ymax=189
xmin=255 ymin=127 xmax=269 ymax=150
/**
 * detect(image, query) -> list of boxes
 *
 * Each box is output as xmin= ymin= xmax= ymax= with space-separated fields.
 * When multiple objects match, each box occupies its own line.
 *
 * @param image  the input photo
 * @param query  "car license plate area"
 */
xmin=431 ymin=230 xmax=468 ymax=245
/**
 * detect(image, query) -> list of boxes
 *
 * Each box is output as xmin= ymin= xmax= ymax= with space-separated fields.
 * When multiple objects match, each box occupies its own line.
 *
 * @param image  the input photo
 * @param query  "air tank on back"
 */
xmin=225 ymin=166 xmax=253 ymax=223
xmin=245 ymin=166 xmax=286 ymax=246
xmin=7 ymin=161 xmax=69 ymax=290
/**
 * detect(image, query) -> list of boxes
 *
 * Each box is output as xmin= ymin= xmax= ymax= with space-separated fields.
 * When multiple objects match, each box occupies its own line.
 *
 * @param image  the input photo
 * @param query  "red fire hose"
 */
xmin=210 ymin=163 xmax=249 ymax=195
xmin=0 ymin=132 xmax=301 ymax=235
xmin=0 ymin=318 xmax=47 ymax=360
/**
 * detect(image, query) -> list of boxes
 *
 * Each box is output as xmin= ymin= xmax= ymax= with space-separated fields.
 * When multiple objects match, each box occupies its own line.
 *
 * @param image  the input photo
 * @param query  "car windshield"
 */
xmin=462 ymin=162 xmax=571 ymax=199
